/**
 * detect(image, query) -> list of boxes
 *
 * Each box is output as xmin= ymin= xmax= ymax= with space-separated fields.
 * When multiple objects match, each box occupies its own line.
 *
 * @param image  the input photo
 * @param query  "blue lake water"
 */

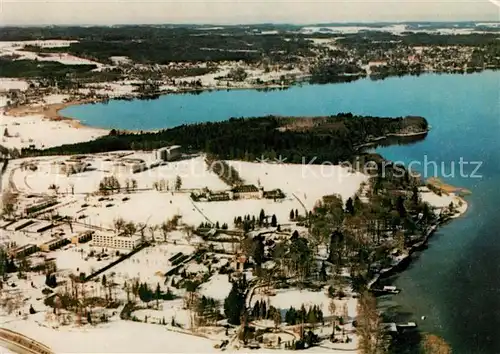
xmin=63 ymin=71 xmax=500 ymax=352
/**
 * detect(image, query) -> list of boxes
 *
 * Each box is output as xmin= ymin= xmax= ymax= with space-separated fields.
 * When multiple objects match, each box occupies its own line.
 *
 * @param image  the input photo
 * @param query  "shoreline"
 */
xmin=4 ymin=98 xmax=106 ymax=130
xmin=0 ymin=98 xmax=110 ymax=150
xmin=368 ymin=191 xmax=469 ymax=329
xmin=3 ymin=68 xmax=496 ymax=133
xmin=3 ymin=84 xmax=295 ymax=132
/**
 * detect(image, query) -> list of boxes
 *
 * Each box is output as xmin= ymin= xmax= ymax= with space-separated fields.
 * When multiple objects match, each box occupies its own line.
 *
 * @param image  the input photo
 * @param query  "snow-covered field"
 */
xmin=134 ymin=299 xmax=192 ymax=327
xmin=12 ymin=155 xmax=225 ymax=194
xmin=0 ymin=113 xmax=108 ymax=150
xmin=196 ymin=197 xmax=302 ymax=226
xmin=0 ymin=91 xmax=108 ymax=149
xmin=0 ymin=79 xmax=30 ymax=92
xmin=0 ymin=40 xmax=103 ymax=67
xmin=199 ymin=274 xmax=232 ymax=302
xmin=227 ymin=161 xmax=368 ymax=209
xmin=420 ymin=189 xmax=468 ymax=217
xmin=252 ymin=288 xmax=357 ymax=321
xmin=1 ymin=314 xmax=361 ymax=354
xmin=5 ymin=155 xmax=367 ymax=230
xmin=2 ymin=317 xmax=220 ymax=353
xmin=106 ymin=244 xmax=196 ymax=284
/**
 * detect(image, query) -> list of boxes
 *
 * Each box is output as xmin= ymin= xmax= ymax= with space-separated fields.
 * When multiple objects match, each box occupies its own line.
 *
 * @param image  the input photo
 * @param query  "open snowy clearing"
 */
xmin=199 ymin=274 xmax=232 ymax=302
xmin=104 ymin=244 xmax=196 ymax=284
xmin=6 ymin=155 xmax=368 ymax=230
xmin=1 ymin=315 xmax=360 ymax=354
xmin=251 ymin=288 xmax=357 ymax=321
xmin=2 ymin=318 xmax=220 ymax=353
xmin=0 ymin=113 xmax=108 ymax=150
xmin=420 ymin=188 xmax=468 ymax=217
xmin=134 ymin=299 xmax=191 ymax=328
xmin=0 ymin=78 xmax=30 ymax=92
xmin=11 ymin=155 xmax=225 ymax=194
xmin=227 ymin=161 xmax=368 ymax=209
xmin=0 ymin=40 xmax=103 ymax=67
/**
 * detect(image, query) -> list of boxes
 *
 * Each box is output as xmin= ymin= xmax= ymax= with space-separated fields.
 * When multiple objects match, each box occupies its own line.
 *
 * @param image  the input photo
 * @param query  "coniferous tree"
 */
xmin=319 ymin=261 xmax=327 ymax=282
xmin=346 ymin=197 xmax=355 ymax=215
xmin=253 ymin=236 xmax=265 ymax=268
xmin=155 ymin=283 xmax=161 ymax=308
xmin=223 ymin=281 xmax=245 ymax=325
xmin=260 ymin=300 xmax=267 ymax=319
xmin=396 ymin=196 xmax=407 ymax=218
xmin=285 ymin=307 xmax=297 ymax=325
xmin=259 ymin=209 xmax=266 ymax=226
xmin=271 ymin=214 xmax=277 ymax=227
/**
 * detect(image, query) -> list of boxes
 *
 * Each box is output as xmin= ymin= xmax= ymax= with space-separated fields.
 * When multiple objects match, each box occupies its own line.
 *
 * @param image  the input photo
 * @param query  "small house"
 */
xmin=232 ymin=253 xmax=247 ymax=272
xmin=231 ymin=185 xmax=262 ymax=199
xmin=263 ymin=189 xmax=285 ymax=200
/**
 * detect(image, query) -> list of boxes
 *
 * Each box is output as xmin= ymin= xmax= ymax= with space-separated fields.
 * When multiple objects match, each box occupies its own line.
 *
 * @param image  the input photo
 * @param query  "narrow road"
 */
xmin=0 ymin=328 xmax=53 ymax=354
xmin=292 ymin=192 xmax=308 ymax=216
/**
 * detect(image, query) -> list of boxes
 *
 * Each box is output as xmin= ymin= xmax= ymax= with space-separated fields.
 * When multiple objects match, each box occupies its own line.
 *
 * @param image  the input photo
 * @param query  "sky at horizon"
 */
xmin=1 ymin=0 xmax=499 ymax=26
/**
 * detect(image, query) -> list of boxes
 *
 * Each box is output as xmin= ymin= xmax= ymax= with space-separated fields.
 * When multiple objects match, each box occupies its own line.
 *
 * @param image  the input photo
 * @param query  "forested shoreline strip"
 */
xmin=20 ymin=114 xmax=429 ymax=164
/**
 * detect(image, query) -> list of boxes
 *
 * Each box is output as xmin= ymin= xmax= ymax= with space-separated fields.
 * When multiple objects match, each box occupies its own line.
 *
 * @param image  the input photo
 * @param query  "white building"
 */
xmin=113 ymin=158 xmax=146 ymax=174
xmin=91 ymin=233 xmax=141 ymax=250
xmin=53 ymin=160 xmax=89 ymax=175
xmin=154 ymin=145 xmax=181 ymax=161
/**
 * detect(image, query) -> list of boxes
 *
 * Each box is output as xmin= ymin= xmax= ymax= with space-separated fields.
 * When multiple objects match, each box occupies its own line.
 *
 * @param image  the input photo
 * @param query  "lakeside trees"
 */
xmin=358 ymin=292 xmax=390 ymax=354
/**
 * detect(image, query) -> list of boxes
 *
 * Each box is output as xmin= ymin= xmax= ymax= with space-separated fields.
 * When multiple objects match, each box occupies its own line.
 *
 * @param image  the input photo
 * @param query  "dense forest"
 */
xmin=0 ymin=58 xmax=98 ymax=78
xmin=23 ymin=114 xmax=428 ymax=164
xmin=6 ymin=26 xmax=314 ymax=64
xmin=336 ymin=31 xmax=500 ymax=48
xmin=2 ymin=25 xmax=498 ymax=65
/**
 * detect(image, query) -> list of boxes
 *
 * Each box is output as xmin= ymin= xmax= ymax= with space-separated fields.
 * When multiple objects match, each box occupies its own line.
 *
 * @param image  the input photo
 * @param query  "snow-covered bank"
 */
xmin=368 ymin=187 xmax=469 ymax=292
xmin=0 ymin=94 xmax=108 ymax=150
xmin=0 ymin=112 xmax=108 ymax=150
xmin=420 ymin=187 xmax=468 ymax=218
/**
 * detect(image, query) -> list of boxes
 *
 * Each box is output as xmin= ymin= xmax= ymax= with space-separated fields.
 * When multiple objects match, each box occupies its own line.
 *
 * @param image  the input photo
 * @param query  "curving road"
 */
xmin=0 ymin=328 xmax=53 ymax=354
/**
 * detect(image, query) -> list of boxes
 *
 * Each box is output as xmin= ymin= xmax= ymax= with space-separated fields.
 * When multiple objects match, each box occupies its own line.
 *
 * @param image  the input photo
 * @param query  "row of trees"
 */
xmin=234 ymin=209 xmax=279 ymax=231
xmin=205 ymin=156 xmax=243 ymax=187
xmin=284 ymin=305 xmax=324 ymax=327
xmin=98 ymin=176 xmax=121 ymax=195
xmin=152 ymin=176 xmax=182 ymax=191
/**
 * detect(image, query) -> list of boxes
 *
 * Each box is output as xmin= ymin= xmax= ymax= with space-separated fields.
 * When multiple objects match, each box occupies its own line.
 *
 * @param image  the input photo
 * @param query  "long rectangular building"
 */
xmin=91 ymin=233 xmax=141 ymax=250
xmin=8 ymin=244 xmax=38 ymax=258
